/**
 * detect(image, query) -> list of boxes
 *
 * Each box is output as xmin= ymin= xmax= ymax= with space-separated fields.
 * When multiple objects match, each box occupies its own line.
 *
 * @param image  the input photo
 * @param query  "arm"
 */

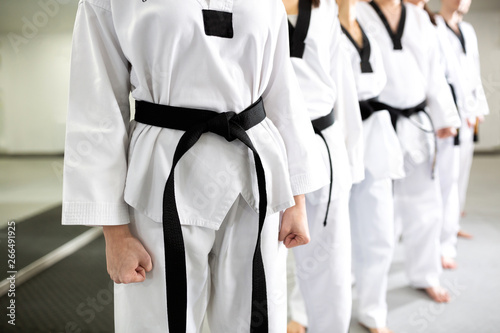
xmin=330 ymin=14 xmax=365 ymax=184
xmin=62 ymin=0 xmax=132 ymax=226
xmin=64 ymin=0 xmax=151 ymax=282
xmin=424 ymin=19 xmax=461 ymax=132
xmin=263 ymin=8 xmax=329 ymax=247
xmin=262 ymin=8 xmax=328 ymax=198
xmin=469 ymin=24 xmax=490 ymax=117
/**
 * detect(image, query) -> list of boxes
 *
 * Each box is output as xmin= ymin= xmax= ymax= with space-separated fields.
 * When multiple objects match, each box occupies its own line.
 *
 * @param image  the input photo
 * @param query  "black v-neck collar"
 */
xmin=341 ymin=22 xmax=373 ymax=73
xmin=369 ymin=0 xmax=406 ymax=50
xmin=288 ymin=0 xmax=312 ymax=58
xmin=445 ymin=21 xmax=466 ymax=54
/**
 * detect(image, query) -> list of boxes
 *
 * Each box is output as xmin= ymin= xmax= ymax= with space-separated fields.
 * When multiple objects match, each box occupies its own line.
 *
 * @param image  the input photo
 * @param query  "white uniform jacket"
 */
xmin=62 ymin=0 xmax=329 ymax=228
xmin=356 ymin=2 xmax=461 ymax=167
xmin=435 ymin=15 xmax=490 ymax=120
xmin=289 ymin=0 xmax=364 ymax=202
xmin=341 ymin=23 xmax=405 ymax=180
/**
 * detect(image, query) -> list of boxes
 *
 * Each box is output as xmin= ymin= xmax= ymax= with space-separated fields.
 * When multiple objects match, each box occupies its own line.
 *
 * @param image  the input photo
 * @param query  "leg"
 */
xmin=206 ymin=195 xmax=287 ymax=333
xmin=350 ymin=171 xmax=395 ymax=330
xmin=437 ymin=137 xmax=460 ymax=268
xmin=293 ymin=187 xmax=352 ymax=333
xmin=458 ymin=123 xmax=475 ymax=214
xmin=394 ymin=162 xmax=449 ymax=302
xmin=286 ymin=250 xmax=308 ymax=330
xmin=114 ymin=207 xmax=215 ymax=333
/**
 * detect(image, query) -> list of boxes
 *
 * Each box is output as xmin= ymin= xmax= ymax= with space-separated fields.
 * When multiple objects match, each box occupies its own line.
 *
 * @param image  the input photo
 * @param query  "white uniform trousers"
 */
xmin=437 ymin=137 xmax=461 ymax=258
xmin=393 ymin=161 xmax=443 ymax=288
xmin=114 ymin=195 xmax=287 ymax=333
xmin=286 ymin=250 xmax=308 ymax=327
xmin=292 ymin=187 xmax=352 ymax=333
xmin=350 ymin=170 xmax=395 ymax=328
xmin=458 ymin=121 xmax=475 ymax=213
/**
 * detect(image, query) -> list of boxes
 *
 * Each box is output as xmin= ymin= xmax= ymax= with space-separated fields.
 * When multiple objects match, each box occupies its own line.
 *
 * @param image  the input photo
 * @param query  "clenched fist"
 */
xmin=103 ymin=225 xmax=153 ymax=284
xmin=279 ymin=195 xmax=311 ymax=248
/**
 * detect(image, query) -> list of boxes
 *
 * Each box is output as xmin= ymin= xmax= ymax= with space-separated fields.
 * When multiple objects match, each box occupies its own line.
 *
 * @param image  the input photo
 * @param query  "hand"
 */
xmin=287 ymin=320 xmax=306 ymax=333
xmin=436 ymin=127 xmax=457 ymax=139
xmin=466 ymin=118 xmax=475 ymax=128
xmin=103 ymin=225 xmax=153 ymax=284
xmin=279 ymin=195 xmax=310 ymax=248
xmin=468 ymin=116 xmax=484 ymax=128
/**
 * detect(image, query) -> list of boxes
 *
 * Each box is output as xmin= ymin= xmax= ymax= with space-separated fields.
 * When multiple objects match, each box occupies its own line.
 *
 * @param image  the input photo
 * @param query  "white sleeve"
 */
xmin=470 ymin=26 xmax=490 ymax=117
xmin=424 ymin=21 xmax=461 ymax=129
xmin=262 ymin=9 xmax=329 ymax=196
xmin=62 ymin=0 xmax=132 ymax=226
xmin=332 ymin=20 xmax=365 ymax=184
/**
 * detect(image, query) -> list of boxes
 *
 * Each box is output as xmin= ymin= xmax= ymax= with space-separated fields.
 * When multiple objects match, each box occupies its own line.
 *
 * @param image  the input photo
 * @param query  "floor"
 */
xmin=0 ymin=154 xmax=499 ymax=332
xmin=350 ymin=154 xmax=500 ymax=333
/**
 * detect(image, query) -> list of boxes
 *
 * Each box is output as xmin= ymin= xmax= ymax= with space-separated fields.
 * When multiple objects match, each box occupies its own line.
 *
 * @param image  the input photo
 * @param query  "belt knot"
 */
xmin=205 ymin=111 xmax=237 ymax=142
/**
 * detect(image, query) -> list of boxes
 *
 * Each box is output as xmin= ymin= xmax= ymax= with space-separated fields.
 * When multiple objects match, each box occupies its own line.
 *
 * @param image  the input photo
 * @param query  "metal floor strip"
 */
xmin=0 ymin=228 xmax=103 ymax=296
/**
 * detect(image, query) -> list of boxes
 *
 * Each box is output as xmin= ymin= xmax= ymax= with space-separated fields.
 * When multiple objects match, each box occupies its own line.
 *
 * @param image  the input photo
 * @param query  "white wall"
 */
xmin=465 ymin=11 xmax=500 ymax=151
xmin=0 ymin=32 xmax=71 ymax=153
xmin=0 ymin=0 xmax=498 ymax=154
xmin=0 ymin=0 xmax=76 ymax=154
xmin=428 ymin=0 xmax=500 ymax=151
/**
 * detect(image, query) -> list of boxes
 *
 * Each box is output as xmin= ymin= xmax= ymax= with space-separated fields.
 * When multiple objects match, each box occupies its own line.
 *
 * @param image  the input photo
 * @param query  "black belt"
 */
xmin=359 ymin=99 xmax=437 ymax=179
xmin=135 ymin=98 xmax=269 ymax=333
xmin=311 ymin=109 xmax=334 ymax=226
xmin=359 ymin=99 xmax=428 ymax=129
xmin=359 ymin=97 xmax=383 ymax=121
xmin=448 ymin=84 xmax=461 ymax=146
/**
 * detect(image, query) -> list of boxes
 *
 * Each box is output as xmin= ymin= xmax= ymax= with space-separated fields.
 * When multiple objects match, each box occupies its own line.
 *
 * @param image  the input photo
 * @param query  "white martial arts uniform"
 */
xmin=357 ymin=1 xmax=461 ymax=288
xmin=435 ymin=15 xmax=489 ymax=258
xmin=62 ymin=0 xmax=329 ymax=332
xmin=286 ymin=250 xmax=308 ymax=328
xmin=286 ymin=1 xmax=364 ymax=332
xmin=435 ymin=15 xmax=490 ymax=213
xmin=343 ymin=21 xmax=405 ymax=328
xmin=436 ymin=132 xmax=461 ymax=259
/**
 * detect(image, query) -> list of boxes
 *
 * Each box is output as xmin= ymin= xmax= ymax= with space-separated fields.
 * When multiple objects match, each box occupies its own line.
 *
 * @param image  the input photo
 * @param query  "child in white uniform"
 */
xmin=283 ymin=0 xmax=364 ymax=332
xmin=340 ymin=0 xmax=404 ymax=331
xmin=357 ymin=0 xmax=461 ymax=303
xmin=62 ymin=0 xmax=329 ymax=331
xmin=435 ymin=0 xmax=489 ymax=265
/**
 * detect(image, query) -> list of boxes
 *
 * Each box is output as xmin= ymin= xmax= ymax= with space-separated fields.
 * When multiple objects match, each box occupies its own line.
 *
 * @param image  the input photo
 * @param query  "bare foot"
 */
xmin=441 ymin=256 xmax=457 ymax=269
xmin=360 ymin=323 xmax=394 ymax=333
xmin=368 ymin=327 xmax=394 ymax=333
xmin=457 ymin=229 xmax=473 ymax=239
xmin=461 ymin=210 xmax=466 ymax=217
xmin=425 ymin=286 xmax=450 ymax=303
xmin=287 ymin=320 xmax=306 ymax=333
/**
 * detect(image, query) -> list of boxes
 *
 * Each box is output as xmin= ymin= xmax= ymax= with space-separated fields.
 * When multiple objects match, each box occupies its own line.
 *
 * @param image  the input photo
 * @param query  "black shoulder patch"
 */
xmin=202 ymin=10 xmax=234 ymax=39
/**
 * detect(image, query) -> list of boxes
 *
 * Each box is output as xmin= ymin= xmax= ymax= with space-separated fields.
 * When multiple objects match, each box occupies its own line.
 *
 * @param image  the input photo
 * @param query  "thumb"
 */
xmin=279 ymin=221 xmax=291 ymax=242
xmin=284 ymin=234 xmax=296 ymax=248
xmin=284 ymin=234 xmax=304 ymax=249
xmin=134 ymin=266 xmax=147 ymax=282
xmin=122 ymin=267 xmax=146 ymax=283
xmin=139 ymin=252 xmax=153 ymax=272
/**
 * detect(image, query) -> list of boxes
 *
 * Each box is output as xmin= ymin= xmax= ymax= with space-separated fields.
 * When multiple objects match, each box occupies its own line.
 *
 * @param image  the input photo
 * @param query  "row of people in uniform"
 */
xmin=286 ymin=0 xmax=489 ymax=332
xmin=61 ymin=0 xmax=488 ymax=332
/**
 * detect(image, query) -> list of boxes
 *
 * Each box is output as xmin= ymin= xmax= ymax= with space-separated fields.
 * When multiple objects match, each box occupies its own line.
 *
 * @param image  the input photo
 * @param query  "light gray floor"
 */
xmin=349 ymin=154 xmax=500 ymax=333
xmin=1 ymin=155 xmax=499 ymax=332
